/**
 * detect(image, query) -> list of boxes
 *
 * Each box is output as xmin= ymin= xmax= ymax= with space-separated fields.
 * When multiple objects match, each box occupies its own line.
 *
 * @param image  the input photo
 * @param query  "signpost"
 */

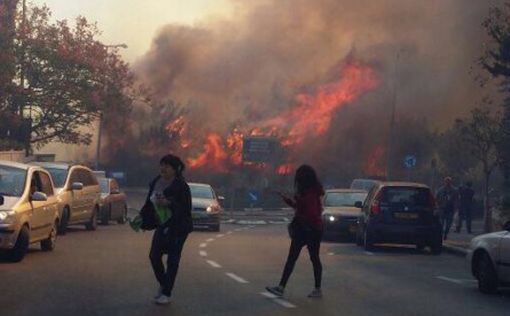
xmin=404 ymin=154 xmax=417 ymax=181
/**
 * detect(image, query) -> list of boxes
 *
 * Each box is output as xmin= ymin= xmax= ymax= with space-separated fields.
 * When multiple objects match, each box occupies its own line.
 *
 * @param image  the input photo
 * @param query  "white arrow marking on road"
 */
xmin=225 ymin=273 xmax=249 ymax=284
xmin=199 ymin=251 xmax=207 ymax=257
xmin=206 ymin=260 xmax=222 ymax=268
xmin=199 ymin=243 xmax=207 ymax=248
xmin=206 ymin=238 xmax=215 ymax=242
xmin=260 ymin=292 xmax=297 ymax=309
xmin=436 ymin=276 xmax=476 ymax=284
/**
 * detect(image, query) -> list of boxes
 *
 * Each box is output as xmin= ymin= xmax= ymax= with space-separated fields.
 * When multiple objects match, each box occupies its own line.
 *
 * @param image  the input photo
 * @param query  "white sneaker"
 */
xmin=265 ymin=286 xmax=284 ymax=297
xmin=308 ymin=288 xmax=322 ymax=298
xmin=155 ymin=294 xmax=171 ymax=305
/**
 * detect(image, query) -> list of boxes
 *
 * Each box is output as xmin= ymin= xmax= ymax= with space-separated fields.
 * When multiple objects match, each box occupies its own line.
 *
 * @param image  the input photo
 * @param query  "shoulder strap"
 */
xmin=145 ymin=176 xmax=161 ymax=204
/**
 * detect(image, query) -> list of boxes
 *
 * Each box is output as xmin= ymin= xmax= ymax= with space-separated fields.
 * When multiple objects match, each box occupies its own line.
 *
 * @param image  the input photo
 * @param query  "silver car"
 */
xmin=322 ymin=189 xmax=368 ymax=240
xmin=467 ymin=221 xmax=510 ymax=294
xmin=189 ymin=183 xmax=224 ymax=232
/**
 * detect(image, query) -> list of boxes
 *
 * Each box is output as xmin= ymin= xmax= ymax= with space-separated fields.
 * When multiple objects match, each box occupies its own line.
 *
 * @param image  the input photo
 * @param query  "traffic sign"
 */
xmin=404 ymin=155 xmax=417 ymax=169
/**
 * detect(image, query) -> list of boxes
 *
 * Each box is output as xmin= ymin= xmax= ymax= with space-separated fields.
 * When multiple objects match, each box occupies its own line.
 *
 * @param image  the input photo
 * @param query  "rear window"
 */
xmin=351 ymin=179 xmax=378 ymax=191
xmin=379 ymin=187 xmax=432 ymax=207
xmin=324 ymin=192 xmax=368 ymax=207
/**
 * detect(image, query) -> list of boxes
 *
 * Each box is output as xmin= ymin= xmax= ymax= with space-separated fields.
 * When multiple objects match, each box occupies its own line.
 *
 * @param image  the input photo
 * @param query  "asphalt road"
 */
xmin=1 ymin=194 xmax=509 ymax=316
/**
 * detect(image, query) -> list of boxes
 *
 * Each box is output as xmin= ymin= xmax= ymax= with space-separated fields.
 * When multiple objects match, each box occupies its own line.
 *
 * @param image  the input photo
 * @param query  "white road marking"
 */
xmin=436 ymin=276 xmax=476 ymax=285
xmin=216 ymin=234 xmax=225 ymax=238
xmin=199 ymin=251 xmax=207 ymax=257
xmin=206 ymin=238 xmax=215 ymax=242
xmin=199 ymin=243 xmax=207 ymax=248
xmin=328 ymin=252 xmax=335 ymax=256
xmin=206 ymin=260 xmax=222 ymax=268
xmin=364 ymin=251 xmax=375 ymax=256
xmin=226 ymin=231 xmax=233 ymax=235
xmin=234 ymin=228 xmax=243 ymax=232
xmin=225 ymin=273 xmax=249 ymax=284
xmin=260 ymin=292 xmax=296 ymax=309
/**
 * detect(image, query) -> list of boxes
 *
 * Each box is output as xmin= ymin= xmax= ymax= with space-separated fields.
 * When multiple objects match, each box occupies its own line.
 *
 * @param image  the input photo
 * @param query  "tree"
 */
xmin=9 ymin=3 xmax=133 ymax=149
xmin=455 ymin=106 xmax=505 ymax=232
xmin=0 ymin=0 xmax=18 ymax=108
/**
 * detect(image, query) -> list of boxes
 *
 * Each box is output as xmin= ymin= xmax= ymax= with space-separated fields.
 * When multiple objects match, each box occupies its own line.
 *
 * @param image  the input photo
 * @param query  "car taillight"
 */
xmin=370 ymin=191 xmax=382 ymax=216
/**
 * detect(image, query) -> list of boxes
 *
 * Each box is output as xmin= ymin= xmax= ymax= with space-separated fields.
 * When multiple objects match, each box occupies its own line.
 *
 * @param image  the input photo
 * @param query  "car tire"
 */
xmin=477 ymin=252 xmax=498 ymax=294
xmin=363 ymin=226 xmax=375 ymax=251
xmin=58 ymin=207 xmax=69 ymax=235
xmin=101 ymin=205 xmax=110 ymax=226
xmin=7 ymin=225 xmax=29 ymax=262
xmin=117 ymin=205 xmax=127 ymax=225
xmin=85 ymin=207 xmax=98 ymax=231
xmin=41 ymin=220 xmax=58 ymax=251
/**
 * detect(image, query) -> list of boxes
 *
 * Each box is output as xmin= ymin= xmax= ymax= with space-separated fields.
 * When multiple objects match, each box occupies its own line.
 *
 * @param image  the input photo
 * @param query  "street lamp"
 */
xmin=94 ymin=43 xmax=127 ymax=171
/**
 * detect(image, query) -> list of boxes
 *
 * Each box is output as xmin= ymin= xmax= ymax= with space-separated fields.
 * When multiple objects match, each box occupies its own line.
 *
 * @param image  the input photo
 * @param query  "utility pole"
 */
xmin=385 ymin=51 xmax=400 ymax=181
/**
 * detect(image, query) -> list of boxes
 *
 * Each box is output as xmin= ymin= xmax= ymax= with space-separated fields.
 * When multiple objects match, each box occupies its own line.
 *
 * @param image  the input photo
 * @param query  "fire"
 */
xmin=174 ymin=59 xmax=379 ymax=173
xmin=364 ymin=145 xmax=386 ymax=177
xmin=187 ymin=133 xmax=228 ymax=172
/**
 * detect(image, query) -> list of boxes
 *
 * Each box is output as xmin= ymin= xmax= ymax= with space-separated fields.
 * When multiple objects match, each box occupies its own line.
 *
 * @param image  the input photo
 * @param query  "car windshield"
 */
xmin=380 ymin=187 xmax=432 ymax=207
xmin=100 ymin=179 xmax=109 ymax=193
xmin=0 ymin=165 xmax=27 ymax=197
xmin=190 ymin=185 xmax=214 ymax=199
xmin=46 ymin=168 xmax=68 ymax=188
xmin=324 ymin=192 xmax=368 ymax=207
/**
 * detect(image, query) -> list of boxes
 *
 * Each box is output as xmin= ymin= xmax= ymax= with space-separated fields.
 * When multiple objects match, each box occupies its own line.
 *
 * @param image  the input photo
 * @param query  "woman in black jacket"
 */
xmin=148 ymin=154 xmax=193 ymax=305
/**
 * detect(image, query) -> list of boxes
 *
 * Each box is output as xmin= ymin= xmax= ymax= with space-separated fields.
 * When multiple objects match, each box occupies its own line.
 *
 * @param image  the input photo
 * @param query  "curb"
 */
xmin=443 ymin=244 xmax=468 ymax=257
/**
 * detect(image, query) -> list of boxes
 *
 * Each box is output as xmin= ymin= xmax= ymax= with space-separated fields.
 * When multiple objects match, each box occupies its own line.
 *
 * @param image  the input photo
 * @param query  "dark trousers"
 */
xmin=456 ymin=206 xmax=472 ymax=233
xmin=149 ymin=226 xmax=188 ymax=297
xmin=280 ymin=227 xmax=322 ymax=289
xmin=441 ymin=209 xmax=454 ymax=239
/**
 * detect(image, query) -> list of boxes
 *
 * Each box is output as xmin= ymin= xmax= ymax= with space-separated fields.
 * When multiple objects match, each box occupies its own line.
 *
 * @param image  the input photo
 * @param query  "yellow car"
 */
xmin=0 ymin=160 xmax=60 ymax=262
xmin=32 ymin=163 xmax=101 ymax=234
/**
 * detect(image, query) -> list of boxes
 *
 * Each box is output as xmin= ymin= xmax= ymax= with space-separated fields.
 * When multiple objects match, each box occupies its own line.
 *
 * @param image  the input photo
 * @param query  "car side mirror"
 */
xmin=504 ymin=221 xmax=510 ymax=232
xmin=71 ymin=182 xmax=84 ymax=191
xmin=354 ymin=201 xmax=363 ymax=208
xmin=218 ymin=196 xmax=225 ymax=201
xmin=31 ymin=191 xmax=48 ymax=202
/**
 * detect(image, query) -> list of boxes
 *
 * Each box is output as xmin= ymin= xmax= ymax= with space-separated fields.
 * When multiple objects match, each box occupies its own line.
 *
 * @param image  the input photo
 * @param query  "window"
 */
xmin=380 ymin=187 xmax=433 ymax=208
xmin=46 ymin=168 xmax=68 ymax=188
xmin=189 ymin=185 xmax=214 ymax=199
xmin=0 ymin=166 xmax=27 ymax=197
xmin=69 ymin=170 xmax=81 ymax=185
xmin=100 ymin=178 xmax=109 ymax=193
xmin=79 ymin=169 xmax=98 ymax=187
xmin=110 ymin=179 xmax=119 ymax=193
xmin=324 ymin=192 xmax=368 ymax=207
xmin=38 ymin=172 xmax=54 ymax=196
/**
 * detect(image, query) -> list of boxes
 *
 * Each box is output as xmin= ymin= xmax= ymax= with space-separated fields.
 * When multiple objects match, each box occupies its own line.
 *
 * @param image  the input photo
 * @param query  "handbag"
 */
xmin=140 ymin=201 xmax=157 ymax=231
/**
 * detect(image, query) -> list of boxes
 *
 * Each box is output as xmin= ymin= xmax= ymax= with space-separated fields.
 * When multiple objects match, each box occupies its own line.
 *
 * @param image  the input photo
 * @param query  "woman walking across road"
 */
xmin=146 ymin=154 xmax=193 ymax=305
xmin=266 ymin=165 xmax=325 ymax=298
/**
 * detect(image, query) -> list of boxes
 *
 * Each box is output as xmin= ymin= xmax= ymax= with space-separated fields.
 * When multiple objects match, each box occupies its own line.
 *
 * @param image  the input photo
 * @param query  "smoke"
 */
xmin=128 ymin=0 xmax=503 ymax=182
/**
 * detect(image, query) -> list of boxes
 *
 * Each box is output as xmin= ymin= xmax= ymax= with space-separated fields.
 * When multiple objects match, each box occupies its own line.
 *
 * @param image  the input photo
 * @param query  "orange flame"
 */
xmin=187 ymin=133 xmax=228 ymax=172
xmin=364 ymin=145 xmax=386 ymax=177
xmin=276 ymin=163 xmax=294 ymax=175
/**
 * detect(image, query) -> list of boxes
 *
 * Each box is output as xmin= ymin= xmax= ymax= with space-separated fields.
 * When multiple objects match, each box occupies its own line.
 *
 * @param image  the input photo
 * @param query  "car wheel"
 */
xmin=477 ymin=252 xmax=498 ymax=294
xmin=58 ymin=207 xmax=69 ymax=235
xmin=7 ymin=225 xmax=29 ymax=262
xmin=117 ymin=205 xmax=127 ymax=225
xmin=101 ymin=205 xmax=110 ymax=226
xmin=85 ymin=207 xmax=98 ymax=231
xmin=363 ymin=226 xmax=375 ymax=251
xmin=41 ymin=220 xmax=58 ymax=251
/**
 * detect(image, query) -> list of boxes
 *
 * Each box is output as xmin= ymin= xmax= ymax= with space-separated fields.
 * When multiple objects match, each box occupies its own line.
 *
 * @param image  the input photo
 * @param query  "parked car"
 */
xmin=467 ymin=221 xmax=510 ymax=294
xmin=99 ymin=177 xmax=128 ymax=225
xmin=350 ymin=178 xmax=381 ymax=192
xmin=189 ymin=183 xmax=224 ymax=232
xmin=31 ymin=162 xmax=101 ymax=234
xmin=322 ymin=189 xmax=368 ymax=240
xmin=356 ymin=182 xmax=443 ymax=254
xmin=0 ymin=160 xmax=59 ymax=262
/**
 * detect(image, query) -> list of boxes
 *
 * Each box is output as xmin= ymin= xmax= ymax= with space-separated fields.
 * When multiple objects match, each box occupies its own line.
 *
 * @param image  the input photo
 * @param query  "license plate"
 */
xmin=394 ymin=212 xmax=418 ymax=219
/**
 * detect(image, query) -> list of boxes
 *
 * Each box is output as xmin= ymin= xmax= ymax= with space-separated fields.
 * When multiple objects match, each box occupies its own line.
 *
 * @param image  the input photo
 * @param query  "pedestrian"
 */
xmin=147 ymin=154 xmax=193 ymax=305
xmin=266 ymin=164 xmax=325 ymax=298
xmin=435 ymin=177 xmax=458 ymax=240
xmin=456 ymin=181 xmax=475 ymax=234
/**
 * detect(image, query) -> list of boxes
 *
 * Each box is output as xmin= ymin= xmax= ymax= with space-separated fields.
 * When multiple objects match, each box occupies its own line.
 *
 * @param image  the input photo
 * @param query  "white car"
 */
xmin=467 ymin=222 xmax=510 ymax=294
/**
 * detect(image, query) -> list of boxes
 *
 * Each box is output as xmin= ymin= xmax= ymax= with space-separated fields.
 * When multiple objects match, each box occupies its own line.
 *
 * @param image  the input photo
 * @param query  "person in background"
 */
xmin=456 ymin=181 xmax=475 ymax=234
xmin=148 ymin=154 xmax=193 ymax=305
xmin=266 ymin=164 xmax=325 ymax=299
xmin=436 ymin=177 xmax=459 ymax=240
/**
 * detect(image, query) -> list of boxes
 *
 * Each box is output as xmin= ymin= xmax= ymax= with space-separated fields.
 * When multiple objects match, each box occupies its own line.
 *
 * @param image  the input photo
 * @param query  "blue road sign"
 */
xmin=248 ymin=191 xmax=259 ymax=202
xmin=404 ymin=155 xmax=417 ymax=169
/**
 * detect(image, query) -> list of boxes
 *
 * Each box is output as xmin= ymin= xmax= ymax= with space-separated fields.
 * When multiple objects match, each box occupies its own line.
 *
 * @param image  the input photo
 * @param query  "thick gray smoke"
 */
xmin=129 ymin=0 xmax=503 ymax=182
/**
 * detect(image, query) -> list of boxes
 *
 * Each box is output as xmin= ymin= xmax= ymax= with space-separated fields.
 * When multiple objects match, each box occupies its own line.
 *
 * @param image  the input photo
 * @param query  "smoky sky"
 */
xmin=134 ymin=0 xmax=502 ymax=142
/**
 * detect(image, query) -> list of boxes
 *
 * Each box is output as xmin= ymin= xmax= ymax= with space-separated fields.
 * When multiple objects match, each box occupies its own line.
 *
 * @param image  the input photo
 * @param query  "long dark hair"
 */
xmin=160 ymin=154 xmax=186 ymax=178
xmin=294 ymin=164 xmax=323 ymax=196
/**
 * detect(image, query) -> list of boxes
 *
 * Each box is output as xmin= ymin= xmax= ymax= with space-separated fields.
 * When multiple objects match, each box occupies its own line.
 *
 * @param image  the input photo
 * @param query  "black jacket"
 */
xmin=148 ymin=176 xmax=193 ymax=236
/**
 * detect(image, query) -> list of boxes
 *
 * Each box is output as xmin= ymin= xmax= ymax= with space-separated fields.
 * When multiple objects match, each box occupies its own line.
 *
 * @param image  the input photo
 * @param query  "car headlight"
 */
xmin=0 ymin=211 xmax=15 ymax=224
xmin=328 ymin=215 xmax=336 ymax=222
xmin=206 ymin=206 xmax=213 ymax=213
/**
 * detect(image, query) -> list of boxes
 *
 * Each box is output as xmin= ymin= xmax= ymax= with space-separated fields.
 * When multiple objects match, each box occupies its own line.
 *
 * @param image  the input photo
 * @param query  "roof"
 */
xmin=325 ymin=188 xmax=368 ymax=193
xmin=30 ymin=162 xmax=71 ymax=169
xmin=378 ymin=181 xmax=430 ymax=189
xmin=0 ymin=160 xmax=31 ymax=170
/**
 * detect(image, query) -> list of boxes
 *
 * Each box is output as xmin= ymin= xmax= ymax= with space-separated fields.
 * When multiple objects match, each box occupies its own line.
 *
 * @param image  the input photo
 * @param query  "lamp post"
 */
xmin=94 ymin=43 xmax=127 ymax=170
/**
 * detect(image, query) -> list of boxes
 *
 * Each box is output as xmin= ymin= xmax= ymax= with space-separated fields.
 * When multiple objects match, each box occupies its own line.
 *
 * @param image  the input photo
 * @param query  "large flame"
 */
xmin=170 ymin=59 xmax=379 ymax=173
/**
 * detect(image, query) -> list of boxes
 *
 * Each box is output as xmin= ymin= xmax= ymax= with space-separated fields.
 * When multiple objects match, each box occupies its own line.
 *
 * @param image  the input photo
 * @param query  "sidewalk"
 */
xmin=443 ymin=220 xmax=484 ymax=256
